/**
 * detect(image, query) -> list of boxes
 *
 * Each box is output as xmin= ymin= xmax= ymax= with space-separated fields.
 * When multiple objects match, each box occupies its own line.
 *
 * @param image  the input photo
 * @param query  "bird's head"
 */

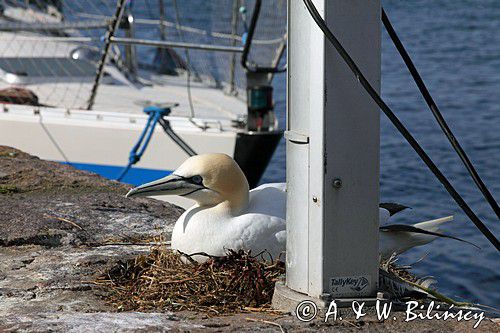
xmin=126 ymin=153 xmax=250 ymax=213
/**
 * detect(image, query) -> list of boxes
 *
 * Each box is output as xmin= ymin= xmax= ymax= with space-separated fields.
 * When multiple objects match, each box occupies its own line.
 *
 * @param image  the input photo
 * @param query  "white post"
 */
xmin=278 ymin=0 xmax=381 ymax=305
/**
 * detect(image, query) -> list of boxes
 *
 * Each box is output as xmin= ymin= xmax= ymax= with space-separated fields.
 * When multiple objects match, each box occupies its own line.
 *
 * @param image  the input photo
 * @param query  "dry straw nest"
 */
xmin=96 ymin=246 xmax=454 ymax=315
xmin=96 ymin=247 xmax=285 ymax=314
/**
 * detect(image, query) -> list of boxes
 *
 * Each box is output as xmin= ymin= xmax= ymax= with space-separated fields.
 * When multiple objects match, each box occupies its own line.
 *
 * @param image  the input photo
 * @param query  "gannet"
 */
xmin=126 ymin=153 xmax=466 ymax=262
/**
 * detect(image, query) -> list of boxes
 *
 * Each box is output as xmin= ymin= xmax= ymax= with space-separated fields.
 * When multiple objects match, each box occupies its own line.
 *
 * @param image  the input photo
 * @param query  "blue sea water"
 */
xmin=261 ymin=0 xmax=499 ymax=307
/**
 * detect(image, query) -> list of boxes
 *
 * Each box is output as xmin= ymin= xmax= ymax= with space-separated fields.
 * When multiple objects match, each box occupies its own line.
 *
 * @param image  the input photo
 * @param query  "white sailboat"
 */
xmin=0 ymin=0 xmax=286 ymax=202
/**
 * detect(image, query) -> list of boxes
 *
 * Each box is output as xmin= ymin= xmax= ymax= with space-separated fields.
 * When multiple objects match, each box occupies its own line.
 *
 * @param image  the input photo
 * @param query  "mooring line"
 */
xmin=382 ymin=8 xmax=500 ymax=220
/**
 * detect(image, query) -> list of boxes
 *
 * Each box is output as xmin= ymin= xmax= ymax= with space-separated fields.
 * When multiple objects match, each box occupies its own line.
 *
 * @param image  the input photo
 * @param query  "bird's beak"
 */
xmin=126 ymin=174 xmax=204 ymax=198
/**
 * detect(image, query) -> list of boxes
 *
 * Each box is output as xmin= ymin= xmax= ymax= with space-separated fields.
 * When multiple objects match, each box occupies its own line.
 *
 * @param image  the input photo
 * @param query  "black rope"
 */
xmin=382 ymin=8 xmax=500 ymax=220
xmin=302 ymin=0 xmax=499 ymax=250
xmin=241 ymin=0 xmax=286 ymax=73
xmin=158 ymin=118 xmax=197 ymax=157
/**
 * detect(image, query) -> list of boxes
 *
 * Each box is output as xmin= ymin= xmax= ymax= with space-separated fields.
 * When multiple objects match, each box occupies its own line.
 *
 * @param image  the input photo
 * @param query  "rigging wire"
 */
xmin=37 ymin=112 xmax=72 ymax=166
xmin=87 ymin=0 xmax=128 ymax=110
xmin=382 ymin=8 xmax=500 ymax=220
xmin=171 ymin=0 xmax=196 ymax=120
xmin=302 ymin=0 xmax=499 ymax=250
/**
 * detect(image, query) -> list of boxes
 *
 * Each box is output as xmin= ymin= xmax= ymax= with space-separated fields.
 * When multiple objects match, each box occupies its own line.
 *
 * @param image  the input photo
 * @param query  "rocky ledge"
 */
xmin=0 ymin=146 xmax=497 ymax=332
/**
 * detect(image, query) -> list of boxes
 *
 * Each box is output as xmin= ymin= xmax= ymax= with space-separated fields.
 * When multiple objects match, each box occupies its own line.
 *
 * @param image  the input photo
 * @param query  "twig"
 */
xmin=243 ymin=307 xmax=289 ymax=315
xmin=45 ymin=215 xmax=84 ymax=230
xmin=401 ymin=277 xmax=472 ymax=307
xmin=473 ymin=303 xmax=500 ymax=314
xmin=340 ymin=319 xmax=359 ymax=328
xmin=158 ymin=277 xmax=197 ymax=284
xmin=245 ymin=317 xmax=286 ymax=333
xmin=95 ymin=242 xmax=170 ymax=247
xmin=176 ymin=250 xmax=222 ymax=264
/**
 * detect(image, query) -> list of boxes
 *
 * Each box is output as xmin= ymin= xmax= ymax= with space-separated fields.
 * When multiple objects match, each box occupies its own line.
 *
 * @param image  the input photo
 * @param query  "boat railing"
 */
xmin=0 ymin=0 xmax=287 ymax=127
xmin=109 ymin=37 xmax=245 ymax=54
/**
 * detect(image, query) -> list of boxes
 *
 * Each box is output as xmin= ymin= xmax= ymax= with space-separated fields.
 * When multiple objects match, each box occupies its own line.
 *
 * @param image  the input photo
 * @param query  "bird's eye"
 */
xmin=191 ymin=175 xmax=203 ymax=184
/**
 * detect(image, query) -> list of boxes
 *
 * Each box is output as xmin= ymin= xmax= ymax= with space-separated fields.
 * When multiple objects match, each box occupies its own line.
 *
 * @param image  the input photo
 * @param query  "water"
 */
xmin=261 ymin=0 xmax=499 ymax=307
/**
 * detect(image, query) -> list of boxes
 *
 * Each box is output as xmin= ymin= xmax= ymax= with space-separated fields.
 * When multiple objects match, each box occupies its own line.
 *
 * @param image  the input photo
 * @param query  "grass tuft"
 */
xmin=0 ymin=185 xmax=19 ymax=194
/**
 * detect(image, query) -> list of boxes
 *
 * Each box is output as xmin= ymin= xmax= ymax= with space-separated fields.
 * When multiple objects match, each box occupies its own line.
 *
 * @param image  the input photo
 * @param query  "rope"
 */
xmin=117 ymin=105 xmax=197 ymax=181
xmin=37 ymin=111 xmax=72 ymax=166
xmin=158 ymin=118 xmax=197 ymax=156
xmin=117 ymin=106 xmax=165 ymax=181
xmin=302 ymin=0 xmax=499 ymax=251
xmin=241 ymin=0 xmax=286 ymax=74
xmin=382 ymin=8 xmax=500 ymax=220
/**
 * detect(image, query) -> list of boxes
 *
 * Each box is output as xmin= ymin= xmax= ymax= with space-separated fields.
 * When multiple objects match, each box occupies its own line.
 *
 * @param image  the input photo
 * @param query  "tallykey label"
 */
xmin=330 ymin=275 xmax=371 ymax=296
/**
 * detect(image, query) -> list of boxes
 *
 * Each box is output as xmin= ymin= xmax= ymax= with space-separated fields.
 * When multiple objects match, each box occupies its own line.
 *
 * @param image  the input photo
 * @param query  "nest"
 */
xmin=95 ymin=247 xmax=285 ymax=314
xmin=97 ymin=247 xmax=465 ymax=315
xmin=381 ymin=254 xmax=420 ymax=284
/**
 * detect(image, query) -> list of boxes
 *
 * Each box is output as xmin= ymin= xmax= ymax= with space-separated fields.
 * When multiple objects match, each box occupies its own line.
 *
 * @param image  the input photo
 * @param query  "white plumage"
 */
xmin=127 ymin=153 xmax=456 ymax=263
xmin=379 ymin=215 xmax=453 ymax=259
xmin=171 ymin=183 xmax=287 ymax=261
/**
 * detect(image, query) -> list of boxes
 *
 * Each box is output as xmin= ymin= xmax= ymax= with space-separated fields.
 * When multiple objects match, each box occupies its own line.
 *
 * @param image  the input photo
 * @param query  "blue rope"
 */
xmin=117 ymin=106 xmax=171 ymax=181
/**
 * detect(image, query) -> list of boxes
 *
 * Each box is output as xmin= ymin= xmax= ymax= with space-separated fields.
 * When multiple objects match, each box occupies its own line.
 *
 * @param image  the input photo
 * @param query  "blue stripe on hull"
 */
xmin=61 ymin=162 xmax=172 ymax=186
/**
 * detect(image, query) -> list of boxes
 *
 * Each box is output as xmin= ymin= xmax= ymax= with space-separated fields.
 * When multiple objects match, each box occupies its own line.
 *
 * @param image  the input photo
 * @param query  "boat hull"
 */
xmin=0 ymin=105 xmax=282 ymax=190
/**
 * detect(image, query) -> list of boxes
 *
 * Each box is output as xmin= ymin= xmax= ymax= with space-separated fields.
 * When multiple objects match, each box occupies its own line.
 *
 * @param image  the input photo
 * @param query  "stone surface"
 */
xmin=0 ymin=312 xmax=204 ymax=332
xmin=0 ymin=146 xmax=498 ymax=332
xmin=0 ymin=146 xmax=182 ymax=247
xmin=0 ymin=244 xmax=152 ymax=317
xmin=0 ymin=146 xmax=188 ymax=330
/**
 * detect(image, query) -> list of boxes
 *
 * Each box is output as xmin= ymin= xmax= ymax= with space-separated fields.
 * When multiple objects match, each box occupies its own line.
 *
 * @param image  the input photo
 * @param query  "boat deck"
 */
xmin=0 ymin=33 xmax=247 ymax=122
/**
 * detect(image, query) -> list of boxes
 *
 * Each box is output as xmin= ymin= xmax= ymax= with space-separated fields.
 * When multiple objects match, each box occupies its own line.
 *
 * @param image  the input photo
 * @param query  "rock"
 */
xmin=0 ymin=244 xmax=152 ymax=317
xmin=0 ymin=193 xmax=181 ymax=247
xmin=0 ymin=146 xmax=187 ymax=330
xmin=0 ymin=146 xmax=497 ymax=332
xmin=0 ymin=146 xmax=183 ymax=247
xmin=0 ymin=312 xmax=203 ymax=332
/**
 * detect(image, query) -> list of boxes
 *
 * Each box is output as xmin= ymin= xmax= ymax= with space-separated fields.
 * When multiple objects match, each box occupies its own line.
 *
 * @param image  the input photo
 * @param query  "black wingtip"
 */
xmin=379 ymin=202 xmax=411 ymax=216
xmin=380 ymin=224 xmax=481 ymax=250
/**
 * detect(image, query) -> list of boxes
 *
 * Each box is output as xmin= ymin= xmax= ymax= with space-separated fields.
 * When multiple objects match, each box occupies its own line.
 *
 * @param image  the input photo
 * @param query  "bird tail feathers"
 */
xmin=380 ymin=215 xmax=480 ymax=251
xmin=413 ymin=215 xmax=453 ymax=232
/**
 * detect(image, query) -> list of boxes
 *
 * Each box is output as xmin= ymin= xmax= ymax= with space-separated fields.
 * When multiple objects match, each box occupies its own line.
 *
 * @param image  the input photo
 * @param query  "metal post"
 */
xmin=267 ymin=33 xmax=287 ymax=83
xmin=158 ymin=0 xmax=166 ymax=41
xmin=123 ymin=10 xmax=138 ymax=78
xmin=275 ymin=0 xmax=381 ymax=307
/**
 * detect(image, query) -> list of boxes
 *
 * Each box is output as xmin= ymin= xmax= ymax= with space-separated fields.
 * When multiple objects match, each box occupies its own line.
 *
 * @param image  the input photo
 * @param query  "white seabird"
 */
xmin=126 ymin=153 xmax=465 ymax=262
